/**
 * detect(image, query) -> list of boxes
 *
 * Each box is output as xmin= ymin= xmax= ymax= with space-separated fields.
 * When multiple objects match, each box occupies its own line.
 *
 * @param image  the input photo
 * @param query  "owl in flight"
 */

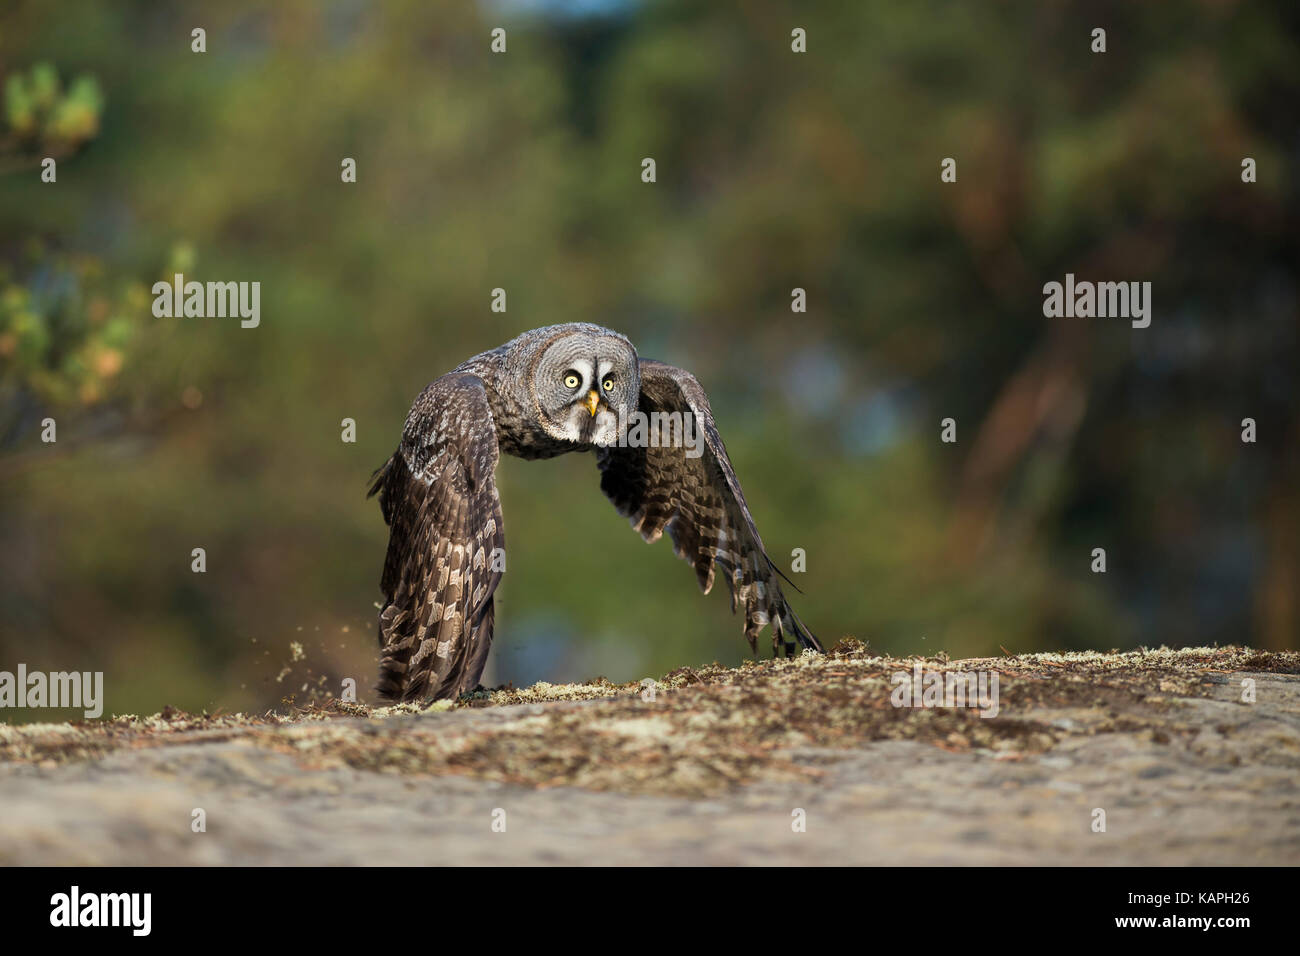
xmin=369 ymin=323 xmax=821 ymax=702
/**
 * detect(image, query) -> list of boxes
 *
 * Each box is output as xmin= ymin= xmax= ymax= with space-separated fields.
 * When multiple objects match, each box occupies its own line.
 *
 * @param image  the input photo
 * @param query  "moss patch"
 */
xmin=1 ymin=643 xmax=1294 ymax=797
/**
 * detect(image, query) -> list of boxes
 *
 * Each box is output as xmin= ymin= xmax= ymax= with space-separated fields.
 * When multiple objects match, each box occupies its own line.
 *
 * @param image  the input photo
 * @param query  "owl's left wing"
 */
xmin=596 ymin=359 xmax=822 ymax=656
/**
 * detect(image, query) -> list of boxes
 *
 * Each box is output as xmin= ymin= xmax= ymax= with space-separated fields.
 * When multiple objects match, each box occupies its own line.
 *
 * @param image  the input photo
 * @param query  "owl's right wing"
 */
xmin=596 ymin=359 xmax=822 ymax=657
xmin=368 ymin=372 xmax=505 ymax=702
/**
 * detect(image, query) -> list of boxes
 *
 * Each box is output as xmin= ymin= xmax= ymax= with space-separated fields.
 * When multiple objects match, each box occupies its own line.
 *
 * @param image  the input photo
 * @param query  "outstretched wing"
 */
xmin=369 ymin=372 xmax=505 ymax=702
xmin=596 ymin=359 xmax=821 ymax=656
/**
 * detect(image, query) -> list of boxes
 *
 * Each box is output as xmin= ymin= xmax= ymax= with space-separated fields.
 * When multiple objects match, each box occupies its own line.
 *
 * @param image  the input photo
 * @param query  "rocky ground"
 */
xmin=1 ymin=642 xmax=1298 ymax=865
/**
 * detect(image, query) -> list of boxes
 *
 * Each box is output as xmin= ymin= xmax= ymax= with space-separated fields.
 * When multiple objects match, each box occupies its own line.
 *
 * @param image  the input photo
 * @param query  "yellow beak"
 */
xmin=583 ymin=390 xmax=601 ymax=418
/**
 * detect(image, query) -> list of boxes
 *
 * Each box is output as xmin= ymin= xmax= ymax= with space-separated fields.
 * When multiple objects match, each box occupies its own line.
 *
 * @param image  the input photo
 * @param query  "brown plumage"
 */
xmin=597 ymin=360 xmax=819 ymax=654
xmin=370 ymin=324 xmax=820 ymax=703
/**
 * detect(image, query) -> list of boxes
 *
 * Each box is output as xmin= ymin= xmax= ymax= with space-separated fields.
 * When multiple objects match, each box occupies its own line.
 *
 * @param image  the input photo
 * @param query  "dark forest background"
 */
xmin=1 ymin=0 xmax=1296 ymax=719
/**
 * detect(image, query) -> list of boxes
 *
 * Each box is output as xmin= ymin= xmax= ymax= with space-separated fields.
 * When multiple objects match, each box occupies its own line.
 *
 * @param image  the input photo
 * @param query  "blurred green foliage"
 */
xmin=0 ymin=0 xmax=1295 ymax=721
xmin=0 ymin=59 xmax=121 ymax=414
xmin=0 ymin=245 xmax=144 ymax=409
xmin=2 ymin=60 xmax=102 ymax=158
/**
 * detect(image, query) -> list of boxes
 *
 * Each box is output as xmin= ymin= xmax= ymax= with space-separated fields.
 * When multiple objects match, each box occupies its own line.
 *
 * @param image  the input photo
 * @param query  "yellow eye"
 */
xmin=564 ymin=373 xmax=580 ymax=389
xmin=602 ymin=378 xmax=615 ymax=392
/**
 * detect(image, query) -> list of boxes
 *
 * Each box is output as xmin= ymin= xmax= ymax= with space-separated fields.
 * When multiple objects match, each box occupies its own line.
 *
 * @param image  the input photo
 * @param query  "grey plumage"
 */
xmin=370 ymin=323 xmax=820 ymax=703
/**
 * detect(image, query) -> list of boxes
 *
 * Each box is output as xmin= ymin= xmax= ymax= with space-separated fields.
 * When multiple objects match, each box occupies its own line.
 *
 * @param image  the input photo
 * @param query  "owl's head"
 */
xmin=531 ymin=325 xmax=639 ymax=446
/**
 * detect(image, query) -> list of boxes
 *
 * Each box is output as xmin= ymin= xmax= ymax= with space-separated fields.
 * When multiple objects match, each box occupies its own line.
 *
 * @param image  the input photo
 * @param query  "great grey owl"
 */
xmin=369 ymin=323 xmax=821 ymax=702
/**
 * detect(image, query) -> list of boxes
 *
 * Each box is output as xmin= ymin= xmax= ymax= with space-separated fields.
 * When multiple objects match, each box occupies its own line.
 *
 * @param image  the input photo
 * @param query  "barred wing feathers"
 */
xmin=369 ymin=373 xmax=505 ymax=702
xmin=597 ymin=359 xmax=821 ymax=656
